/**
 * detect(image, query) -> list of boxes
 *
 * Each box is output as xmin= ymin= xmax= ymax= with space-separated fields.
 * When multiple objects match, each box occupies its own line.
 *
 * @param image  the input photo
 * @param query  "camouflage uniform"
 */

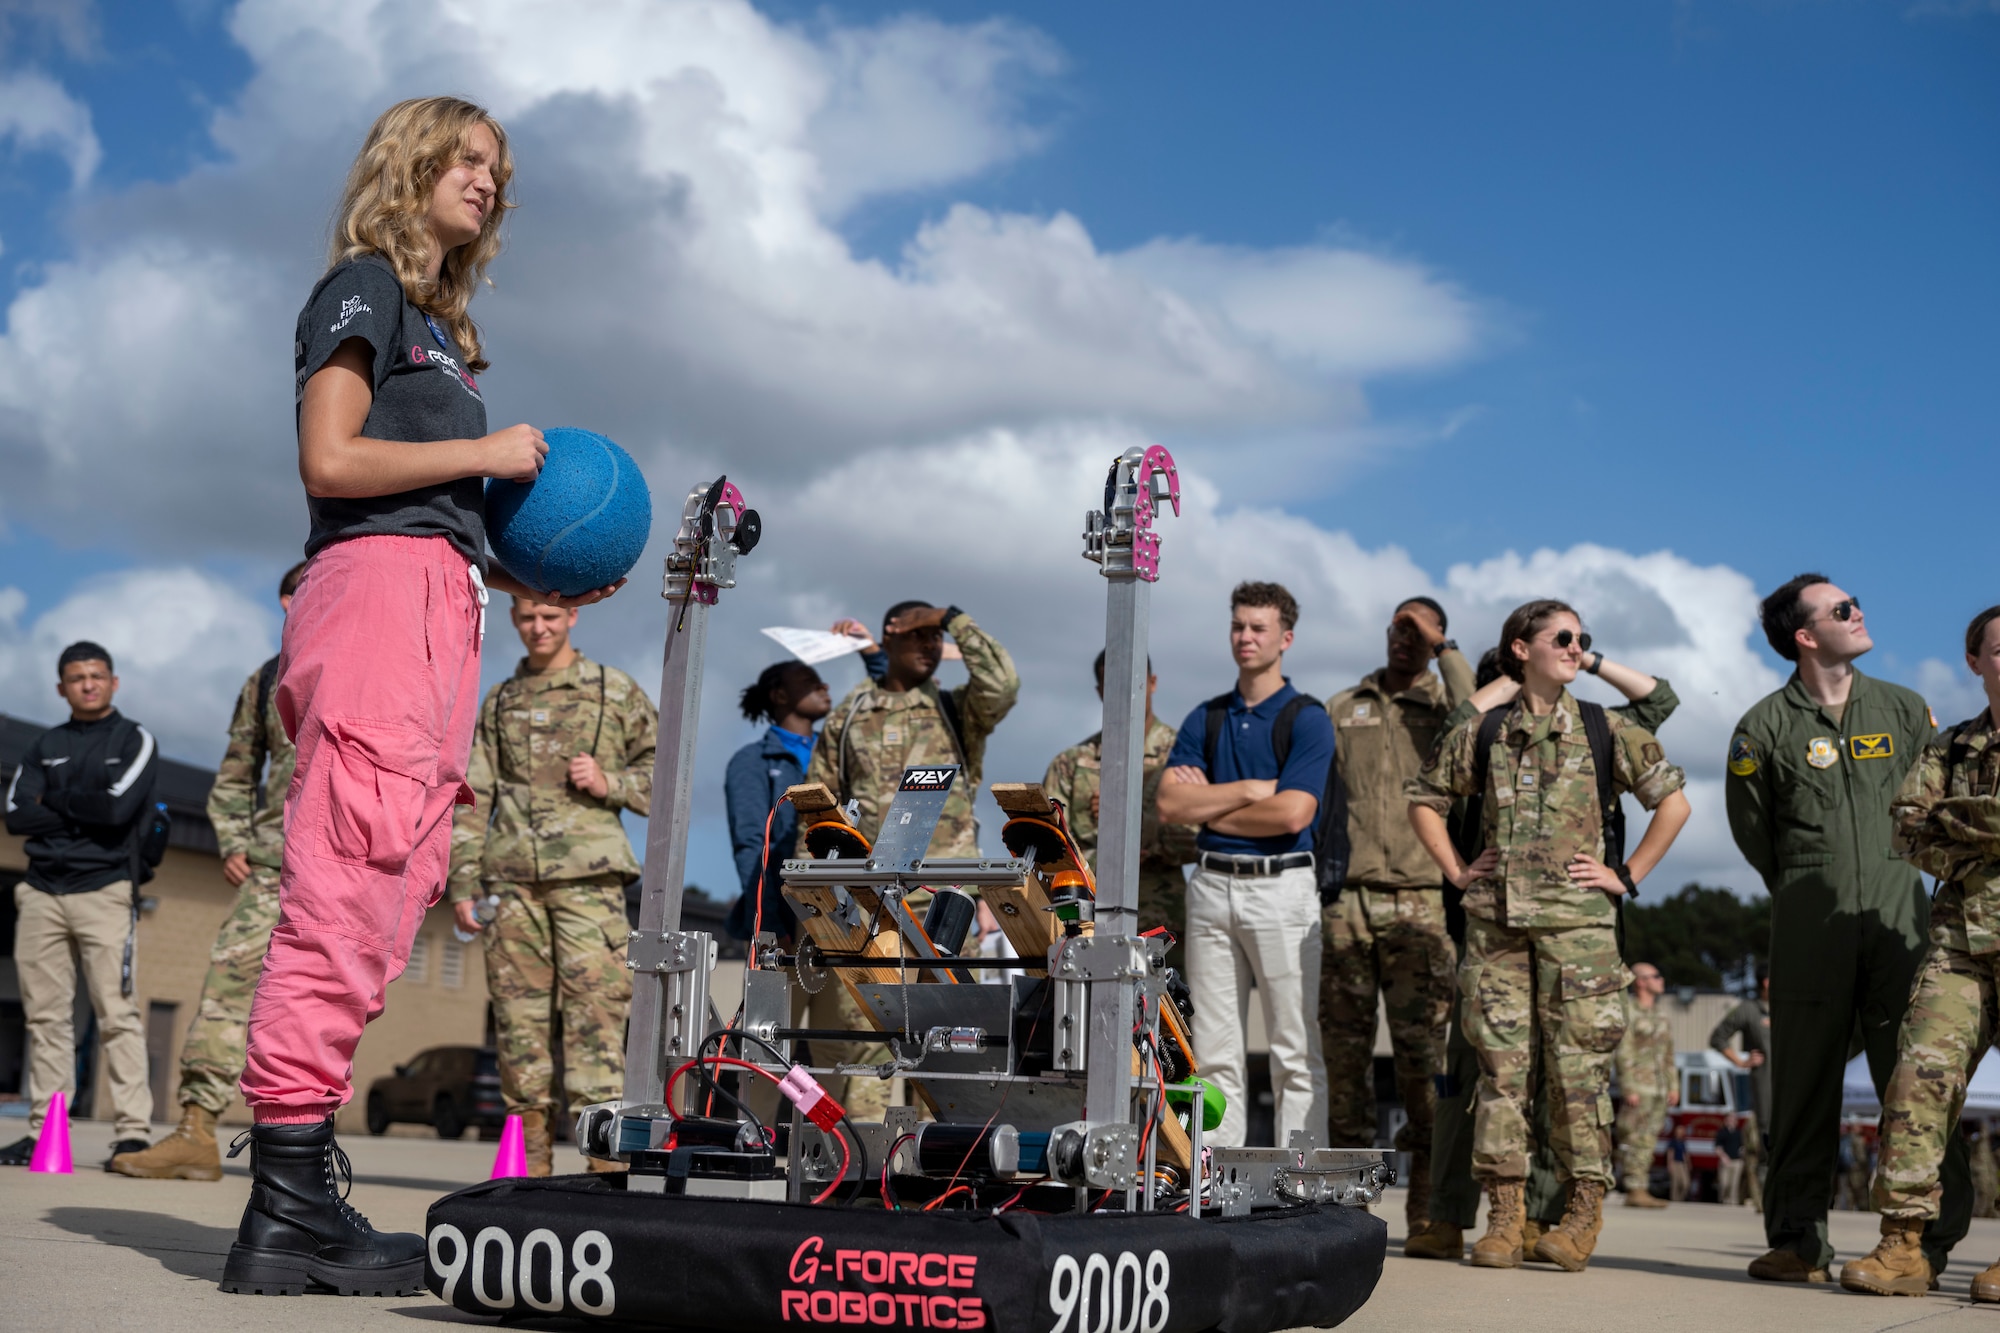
xmin=1614 ymin=995 xmax=1675 ymax=1193
xmin=179 ymin=660 xmax=294 ymax=1115
xmin=449 ymin=655 xmax=657 ymax=1119
xmin=1042 ymin=717 xmax=1198 ymax=962
xmin=1424 ymin=679 xmax=1681 ymax=1233
xmin=801 ymin=610 xmax=1017 ymax=1116
xmin=1407 ymin=691 xmax=1684 ymax=1189
xmin=1319 ymin=652 xmax=1474 ymax=1222
xmin=1872 ymin=711 xmax=2000 ymax=1221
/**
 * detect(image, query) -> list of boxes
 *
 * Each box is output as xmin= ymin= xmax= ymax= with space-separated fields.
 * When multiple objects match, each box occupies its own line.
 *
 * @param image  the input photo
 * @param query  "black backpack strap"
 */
xmin=1578 ymin=702 xmax=1625 ymax=869
xmin=1271 ymin=695 xmax=1314 ymax=772
xmin=1470 ymin=707 xmax=1508 ymax=809
xmin=1946 ymin=721 xmax=1977 ymax=798
xmin=1201 ymin=693 xmax=1232 ymax=774
xmin=252 ymin=654 xmax=281 ymax=811
xmin=935 ymin=686 xmax=968 ymax=769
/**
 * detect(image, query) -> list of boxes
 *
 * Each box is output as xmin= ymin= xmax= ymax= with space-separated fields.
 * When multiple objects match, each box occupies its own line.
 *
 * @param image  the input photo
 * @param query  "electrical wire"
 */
xmin=881 ymin=1132 xmax=915 ymax=1211
xmin=812 ymin=1126 xmax=853 ymax=1206
xmin=922 ymin=1184 xmax=974 ymax=1212
xmin=749 ymin=792 xmax=793 ymax=962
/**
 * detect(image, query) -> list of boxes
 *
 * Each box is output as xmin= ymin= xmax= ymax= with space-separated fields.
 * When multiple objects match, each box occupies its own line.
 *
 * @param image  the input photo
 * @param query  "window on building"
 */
xmin=441 ymin=937 xmax=465 ymax=989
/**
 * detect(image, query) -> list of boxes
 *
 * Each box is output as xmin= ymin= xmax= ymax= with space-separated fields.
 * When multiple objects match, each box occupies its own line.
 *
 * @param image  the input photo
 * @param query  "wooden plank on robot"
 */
xmin=984 ymin=879 xmax=1058 ymax=971
xmin=786 ymin=782 xmax=844 ymax=822
xmin=1137 ymin=1045 xmax=1194 ymax=1175
xmin=989 ymin=782 xmax=1054 ymax=819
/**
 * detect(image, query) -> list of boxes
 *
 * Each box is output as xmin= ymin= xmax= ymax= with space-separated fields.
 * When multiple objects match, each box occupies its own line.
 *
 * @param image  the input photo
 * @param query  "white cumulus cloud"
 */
xmin=0 ymin=568 xmax=278 ymax=767
xmin=0 ymin=68 xmax=99 ymax=186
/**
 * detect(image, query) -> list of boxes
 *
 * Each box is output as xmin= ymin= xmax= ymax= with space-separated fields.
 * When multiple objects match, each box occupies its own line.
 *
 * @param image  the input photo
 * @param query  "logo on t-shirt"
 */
xmin=330 ymin=295 xmax=372 ymax=333
xmin=409 ymin=344 xmax=483 ymax=401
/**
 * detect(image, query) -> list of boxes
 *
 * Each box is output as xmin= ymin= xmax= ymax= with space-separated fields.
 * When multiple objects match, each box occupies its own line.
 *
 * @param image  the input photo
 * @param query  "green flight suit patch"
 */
xmin=1850 ymin=733 xmax=1894 ymax=760
xmin=1807 ymin=737 xmax=1838 ymax=769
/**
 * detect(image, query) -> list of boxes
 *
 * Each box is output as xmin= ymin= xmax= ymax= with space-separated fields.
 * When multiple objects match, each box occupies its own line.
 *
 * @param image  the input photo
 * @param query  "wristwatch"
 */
xmin=1584 ymin=652 xmax=1604 ymax=675
xmin=1614 ymin=863 xmax=1638 ymax=898
xmin=1433 ymin=638 xmax=1458 ymax=659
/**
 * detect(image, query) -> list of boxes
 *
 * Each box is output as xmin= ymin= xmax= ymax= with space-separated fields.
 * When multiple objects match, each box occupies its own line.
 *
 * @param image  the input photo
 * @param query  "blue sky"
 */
xmin=1 ymin=0 xmax=1994 ymax=896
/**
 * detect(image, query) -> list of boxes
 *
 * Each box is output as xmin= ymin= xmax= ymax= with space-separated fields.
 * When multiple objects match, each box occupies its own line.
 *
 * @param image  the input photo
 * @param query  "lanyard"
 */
xmin=424 ymin=313 xmax=451 ymax=350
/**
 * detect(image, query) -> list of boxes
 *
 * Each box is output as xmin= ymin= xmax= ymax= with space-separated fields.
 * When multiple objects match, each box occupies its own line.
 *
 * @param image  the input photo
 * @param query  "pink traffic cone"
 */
xmin=490 ymin=1114 xmax=528 ymax=1179
xmin=28 ymin=1090 xmax=74 ymax=1174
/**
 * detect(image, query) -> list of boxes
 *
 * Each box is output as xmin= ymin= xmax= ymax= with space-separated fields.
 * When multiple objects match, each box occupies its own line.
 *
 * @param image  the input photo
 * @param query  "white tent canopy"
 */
xmin=1843 ymin=1051 xmax=2000 ymax=1115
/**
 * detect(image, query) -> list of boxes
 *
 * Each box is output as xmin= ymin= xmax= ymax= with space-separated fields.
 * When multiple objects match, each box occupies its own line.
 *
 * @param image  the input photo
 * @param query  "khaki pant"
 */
xmin=1186 ymin=863 xmax=1326 ymax=1147
xmin=1717 ymin=1156 xmax=1744 ymax=1205
xmin=15 ymin=881 xmax=153 ymax=1137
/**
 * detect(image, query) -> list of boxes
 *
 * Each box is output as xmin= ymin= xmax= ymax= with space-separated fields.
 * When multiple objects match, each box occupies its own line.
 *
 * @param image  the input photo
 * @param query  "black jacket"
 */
xmin=4 ymin=710 xmax=158 ymax=895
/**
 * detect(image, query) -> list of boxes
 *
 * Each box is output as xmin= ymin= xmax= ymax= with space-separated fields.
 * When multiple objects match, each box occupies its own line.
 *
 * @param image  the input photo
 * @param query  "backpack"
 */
xmin=252 ymin=654 xmax=281 ymax=811
xmin=106 ymin=714 xmax=172 ymax=887
xmin=1200 ymin=691 xmax=1348 ymax=904
xmin=1452 ymin=699 xmax=1630 ymax=952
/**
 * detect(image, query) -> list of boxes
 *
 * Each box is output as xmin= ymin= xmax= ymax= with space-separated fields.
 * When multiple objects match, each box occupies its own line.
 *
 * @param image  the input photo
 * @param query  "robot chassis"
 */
xmin=424 ymin=453 xmax=1391 ymax=1331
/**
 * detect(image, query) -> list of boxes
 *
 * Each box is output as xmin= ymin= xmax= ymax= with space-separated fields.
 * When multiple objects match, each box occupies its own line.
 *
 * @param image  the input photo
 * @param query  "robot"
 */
xmin=424 ymin=451 xmax=1390 ymax=1330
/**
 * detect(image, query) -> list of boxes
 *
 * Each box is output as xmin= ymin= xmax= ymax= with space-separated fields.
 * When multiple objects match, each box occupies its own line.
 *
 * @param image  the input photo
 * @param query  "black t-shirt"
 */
xmin=294 ymin=254 xmax=489 ymax=571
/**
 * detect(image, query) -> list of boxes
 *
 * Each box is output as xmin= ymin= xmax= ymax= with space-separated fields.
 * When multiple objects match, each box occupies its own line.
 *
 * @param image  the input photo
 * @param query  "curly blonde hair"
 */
xmin=329 ymin=97 xmax=514 ymax=373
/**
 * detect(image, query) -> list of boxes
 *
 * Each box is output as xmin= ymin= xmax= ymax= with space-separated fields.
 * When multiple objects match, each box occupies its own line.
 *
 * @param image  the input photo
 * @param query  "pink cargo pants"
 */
xmin=241 ymin=535 xmax=485 ymax=1122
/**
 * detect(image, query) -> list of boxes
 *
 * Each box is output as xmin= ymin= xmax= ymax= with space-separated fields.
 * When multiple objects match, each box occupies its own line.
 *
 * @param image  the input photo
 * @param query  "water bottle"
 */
xmin=453 ymin=893 xmax=501 ymax=944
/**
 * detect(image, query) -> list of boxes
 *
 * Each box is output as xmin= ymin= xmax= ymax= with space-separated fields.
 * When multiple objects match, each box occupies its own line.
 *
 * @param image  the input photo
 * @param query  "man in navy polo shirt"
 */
xmin=1159 ymin=581 xmax=1334 ymax=1147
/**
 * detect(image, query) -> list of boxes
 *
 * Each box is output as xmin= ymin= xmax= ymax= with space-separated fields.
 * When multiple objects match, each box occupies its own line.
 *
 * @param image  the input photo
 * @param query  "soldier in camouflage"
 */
xmin=1414 ymin=646 xmax=1682 ymax=1260
xmin=111 ymin=564 xmax=307 ymax=1181
xmin=1320 ymin=597 xmax=1473 ymax=1238
xmin=1843 ymin=605 xmax=2000 ymax=1300
xmin=1614 ymin=961 xmax=1678 ymax=1207
xmin=1410 ymin=600 xmax=1689 ymax=1273
xmin=1043 ymin=651 xmax=1197 ymax=966
xmin=450 ymin=597 xmax=657 ymax=1175
xmin=801 ymin=600 xmax=1018 ymax=1117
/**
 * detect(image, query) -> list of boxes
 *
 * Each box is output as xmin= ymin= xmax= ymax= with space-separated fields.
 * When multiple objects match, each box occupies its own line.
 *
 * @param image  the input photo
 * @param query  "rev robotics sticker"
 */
xmin=1806 ymin=738 xmax=1839 ymax=769
xmin=1850 ymin=733 xmax=1894 ymax=760
xmin=1728 ymin=735 xmax=1758 ymax=777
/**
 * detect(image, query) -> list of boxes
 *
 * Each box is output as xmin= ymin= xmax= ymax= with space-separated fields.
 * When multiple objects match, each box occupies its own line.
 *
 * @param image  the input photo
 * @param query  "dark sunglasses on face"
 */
xmin=1544 ymin=629 xmax=1592 ymax=652
xmin=1819 ymin=598 xmax=1862 ymax=623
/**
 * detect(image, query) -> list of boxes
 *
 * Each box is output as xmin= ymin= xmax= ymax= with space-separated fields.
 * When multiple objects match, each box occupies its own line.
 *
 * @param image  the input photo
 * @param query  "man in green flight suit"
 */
xmin=1042 ymin=651 xmax=1197 ymax=965
xmin=802 ymin=600 xmax=1018 ymax=1116
xmin=450 ymin=596 xmax=658 ymax=1175
xmin=111 ymin=562 xmax=306 ymax=1180
xmin=1726 ymin=572 xmax=1970 ymax=1283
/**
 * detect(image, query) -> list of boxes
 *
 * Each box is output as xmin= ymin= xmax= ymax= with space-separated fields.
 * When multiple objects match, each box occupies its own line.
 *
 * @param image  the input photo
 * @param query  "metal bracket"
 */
xmin=741 ymin=967 xmax=793 ymax=1064
xmin=1050 ymin=933 xmax=1150 ymax=981
xmin=627 ymin=929 xmax=716 ymax=1080
xmin=1209 ymin=1146 xmax=1396 ymax=1217
xmin=1046 ymin=1121 xmax=1140 ymax=1190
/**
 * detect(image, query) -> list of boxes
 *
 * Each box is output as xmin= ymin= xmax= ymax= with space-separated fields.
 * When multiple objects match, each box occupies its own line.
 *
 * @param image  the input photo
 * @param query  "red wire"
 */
xmin=750 ymin=794 xmax=792 ymax=965
xmin=923 ymin=1184 xmax=973 ymax=1212
xmin=812 ymin=1126 xmax=853 ymax=1206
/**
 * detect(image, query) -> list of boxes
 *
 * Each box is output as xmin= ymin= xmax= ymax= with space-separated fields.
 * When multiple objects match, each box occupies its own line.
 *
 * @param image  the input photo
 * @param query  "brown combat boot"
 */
xmin=1403 ymin=1221 xmax=1463 ymax=1261
xmin=1747 ymin=1247 xmax=1830 ymax=1282
xmin=1535 ymin=1178 xmax=1608 ymax=1272
xmin=521 ymin=1109 xmax=554 ymax=1177
xmin=1469 ymin=1180 xmax=1526 ymax=1269
xmin=1624 ymin=1181 xmax=1668 ymax=1208
xmin=1839 ymin=1216 xmax=1932 ymax=1297
xmin=1520 ymin=1218 xmax=1552 ymax=1261
xmin=1403 ymin=1149 xmax=1431 ymax=1233
xmin=1970 ymin=1257 xmax=2000 ymax=1303
xmin=108 ymin=1104 xmax=222 ymax=1181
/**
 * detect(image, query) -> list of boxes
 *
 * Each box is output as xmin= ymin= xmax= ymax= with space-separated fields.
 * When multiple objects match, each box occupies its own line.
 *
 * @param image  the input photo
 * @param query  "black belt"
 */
xmin=1196 ymin=850 xmax=1315 ymax=878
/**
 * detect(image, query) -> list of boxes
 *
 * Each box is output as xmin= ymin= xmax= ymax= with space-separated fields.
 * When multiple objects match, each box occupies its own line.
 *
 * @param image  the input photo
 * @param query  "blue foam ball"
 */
xmin=486 ymin=428 xmax=653 ymax=597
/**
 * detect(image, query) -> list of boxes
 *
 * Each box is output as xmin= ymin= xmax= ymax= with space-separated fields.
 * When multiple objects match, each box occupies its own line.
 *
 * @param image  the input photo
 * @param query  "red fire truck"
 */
xmin=1648 ymin=1050 xmax=1754 ymax=1199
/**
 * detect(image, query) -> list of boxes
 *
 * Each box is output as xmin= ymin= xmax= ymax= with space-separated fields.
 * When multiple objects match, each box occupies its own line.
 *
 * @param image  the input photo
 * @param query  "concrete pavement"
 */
xmin=8 ymin=1119 xmax=2000 ymax=1331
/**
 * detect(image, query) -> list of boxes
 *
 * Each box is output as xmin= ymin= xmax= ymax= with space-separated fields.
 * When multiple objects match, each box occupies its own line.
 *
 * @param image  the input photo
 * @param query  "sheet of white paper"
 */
xmin=761 ymin=626 xmax=866 ymax=665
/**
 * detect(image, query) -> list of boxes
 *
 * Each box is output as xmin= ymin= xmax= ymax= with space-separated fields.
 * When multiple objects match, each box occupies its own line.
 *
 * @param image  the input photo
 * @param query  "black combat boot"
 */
xmin=219 ymin=1118 xmax=425 ymax=1296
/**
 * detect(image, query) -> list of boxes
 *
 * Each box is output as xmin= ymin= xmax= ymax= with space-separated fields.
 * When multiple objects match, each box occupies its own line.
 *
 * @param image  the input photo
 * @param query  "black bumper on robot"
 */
xmin=424 ymin=1175 xmax=1385 ymax=1331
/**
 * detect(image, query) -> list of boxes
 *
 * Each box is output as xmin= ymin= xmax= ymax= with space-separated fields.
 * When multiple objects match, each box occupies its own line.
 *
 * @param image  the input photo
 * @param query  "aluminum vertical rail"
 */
xmin=1079 ymin=447 xmax=1179 ymax=1130
xmin=621 ymin=479 xmax=758 ymax=1106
